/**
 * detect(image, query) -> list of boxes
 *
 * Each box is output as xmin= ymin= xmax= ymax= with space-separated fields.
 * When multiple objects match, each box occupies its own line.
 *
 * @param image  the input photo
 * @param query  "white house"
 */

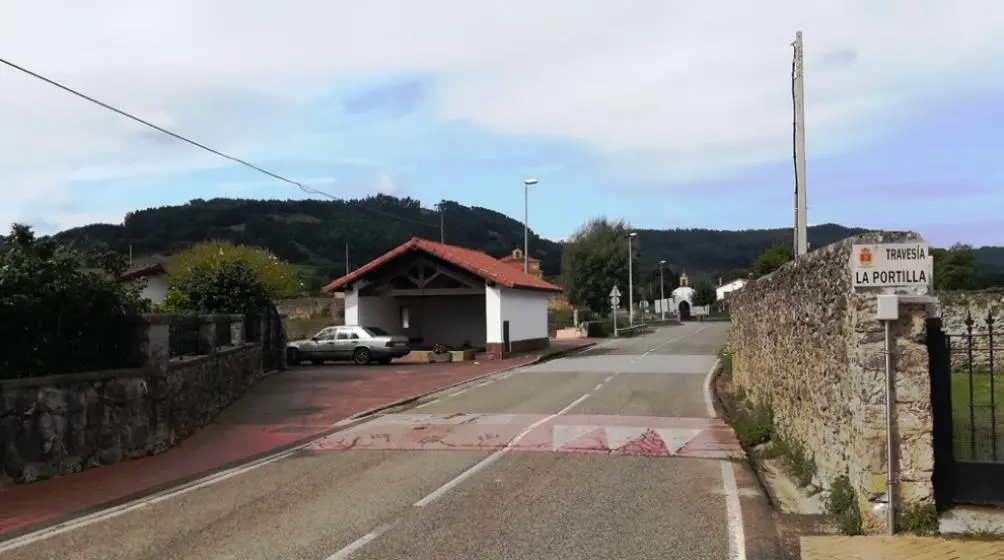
xmin=121 ymin=262 xmax=169 ymax=306
xmin=716 ymin=278 xmax=748 ymax=301
xmin=652 ymin=272 xmax=702 ymax=319
xmin=322 ymin=237 xmax=563 ymax=359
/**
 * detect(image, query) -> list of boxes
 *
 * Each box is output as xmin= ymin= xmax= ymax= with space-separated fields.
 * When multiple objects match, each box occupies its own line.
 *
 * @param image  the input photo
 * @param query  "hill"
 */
xmin=50 ymin=195 xmax=1004 ymax=291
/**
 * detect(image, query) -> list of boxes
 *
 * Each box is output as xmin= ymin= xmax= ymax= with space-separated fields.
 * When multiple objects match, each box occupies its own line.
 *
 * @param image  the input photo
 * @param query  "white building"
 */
xmin=121 ymin=262 xmax=169 ymax=306
xmin=653 ymin=272 xmax=704 ymax=319
xmin=322 ymin=237 xmax=563 ymax=358
xmin=716 ymin=278 xmax=748 ymax=301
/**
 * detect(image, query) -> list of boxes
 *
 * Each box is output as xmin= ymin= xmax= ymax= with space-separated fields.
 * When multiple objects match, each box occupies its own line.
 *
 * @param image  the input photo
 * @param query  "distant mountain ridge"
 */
xmin=50 ymin=195 xmax=1003 ymax=289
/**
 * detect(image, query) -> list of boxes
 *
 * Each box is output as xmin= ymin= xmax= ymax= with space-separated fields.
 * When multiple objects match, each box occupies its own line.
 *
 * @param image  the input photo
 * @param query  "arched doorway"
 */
xmin=678 ymin=300 xmax=692 ymax=321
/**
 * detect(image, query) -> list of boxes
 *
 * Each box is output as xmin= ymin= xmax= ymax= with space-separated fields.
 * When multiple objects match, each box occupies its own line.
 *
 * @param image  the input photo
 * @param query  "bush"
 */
xmin=825 ymin=474 xmax=863 ymax=536
xmin=0 ymin=225 xmax=148 ymax=378
xmin=163 ymin=241 xmax=299 ymax=313
xmin=586 ymin=320 xmax=613 ymax=337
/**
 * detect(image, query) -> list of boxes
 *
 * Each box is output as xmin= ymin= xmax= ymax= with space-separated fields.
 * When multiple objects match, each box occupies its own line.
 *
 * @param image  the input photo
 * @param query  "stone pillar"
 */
xmin=198 ymin=315 xmax=217 ymax=355
xmin=848 ymin=296 xmax=935 ymax=532
xmin=229 ymin=314 xmax=245 ymax=346
xmin=141 ymin=313 xmax=173 ymax=373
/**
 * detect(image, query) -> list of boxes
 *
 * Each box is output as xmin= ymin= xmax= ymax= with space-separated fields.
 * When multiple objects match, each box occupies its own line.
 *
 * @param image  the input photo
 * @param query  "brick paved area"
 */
xmin=801 ymin=535 xmax=1004 ymax=559
xmin=0 ymin=339 xmax=596 ymax=538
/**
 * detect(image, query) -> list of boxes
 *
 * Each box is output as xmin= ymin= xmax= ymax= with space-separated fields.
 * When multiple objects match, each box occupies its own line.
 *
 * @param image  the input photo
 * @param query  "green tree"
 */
xmin=693 ymin=281 xmax=717 ymax=307
xmin=561 ymin=218 xmax=639 ymax=313
xmin=752 ymin=245 xmax=793 ymax=277
xmin=932 ymin=243 xmax=976 ymax=290
xmin=162 ymin=241 xmax=303 ymax=313
xmin=0 ymin=224 xmax=148 ymax=377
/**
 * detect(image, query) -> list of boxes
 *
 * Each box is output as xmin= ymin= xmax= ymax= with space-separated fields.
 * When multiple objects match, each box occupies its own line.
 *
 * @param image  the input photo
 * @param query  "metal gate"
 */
xmin=928 ymin=313 xmax=1004 ymax=508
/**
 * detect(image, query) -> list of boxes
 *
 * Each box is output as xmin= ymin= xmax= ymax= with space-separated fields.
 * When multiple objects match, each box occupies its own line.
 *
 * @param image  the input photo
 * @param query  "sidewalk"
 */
xmin=0 ymin=338 xmax=598 ymax=538
xmin=801 ymin=535 xmax=1004 ymax=559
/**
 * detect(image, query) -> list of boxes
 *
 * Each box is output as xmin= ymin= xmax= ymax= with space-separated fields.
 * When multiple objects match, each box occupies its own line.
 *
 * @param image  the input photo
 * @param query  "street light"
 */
xmin=523 ymin=178 xmax=538 ymax=273
xmin=659 ymin=259 xmax=666 ymax=321
xmin=628 ymin=232 xmax=637 ymax=326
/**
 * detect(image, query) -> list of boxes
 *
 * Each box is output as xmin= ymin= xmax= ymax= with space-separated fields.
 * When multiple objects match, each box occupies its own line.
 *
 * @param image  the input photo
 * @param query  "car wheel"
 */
xmin=287 ymin=348 xmax=301 ymax=365
xmin=353 ymin=347 xmax=371 ymax=365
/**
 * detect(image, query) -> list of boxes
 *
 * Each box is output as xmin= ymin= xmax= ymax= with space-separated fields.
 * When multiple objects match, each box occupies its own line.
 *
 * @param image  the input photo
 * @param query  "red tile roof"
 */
xmin=322 ymin=237 xmax=563 ymax=294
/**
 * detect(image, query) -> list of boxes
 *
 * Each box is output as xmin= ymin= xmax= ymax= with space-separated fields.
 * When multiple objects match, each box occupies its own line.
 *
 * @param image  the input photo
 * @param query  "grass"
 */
xmin=951 ymin=371 xmax=1004 ymax=461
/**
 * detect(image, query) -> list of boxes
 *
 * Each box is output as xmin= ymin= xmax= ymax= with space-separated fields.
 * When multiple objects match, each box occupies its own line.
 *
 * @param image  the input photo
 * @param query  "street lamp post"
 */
xmin=523 ymin=178 xmax=538 ymax=273
xmin=628 ymin=232 xmax=637 ymax=326
xmin=659 ymin=259 xmax=666 ymax=321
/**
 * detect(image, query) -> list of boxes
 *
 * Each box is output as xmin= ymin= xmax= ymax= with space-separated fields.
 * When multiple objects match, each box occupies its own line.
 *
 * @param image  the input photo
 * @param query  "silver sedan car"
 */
xmin=287 ymin=325 xmax=411 ymax=366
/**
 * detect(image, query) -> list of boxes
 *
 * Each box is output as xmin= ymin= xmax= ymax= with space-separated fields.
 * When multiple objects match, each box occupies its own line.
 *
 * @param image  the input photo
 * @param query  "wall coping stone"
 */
xmin=0 ymin=367 xmax=149 ymax=389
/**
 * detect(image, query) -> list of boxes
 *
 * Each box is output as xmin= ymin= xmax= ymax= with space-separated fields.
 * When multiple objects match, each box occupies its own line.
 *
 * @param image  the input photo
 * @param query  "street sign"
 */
xmin=609 ymin=286 xmax=621 ymax=298
xmin=849 ymin=243 xmax=933 ymax=290
xmin=609 ymin=295 xmax=620 ymax=307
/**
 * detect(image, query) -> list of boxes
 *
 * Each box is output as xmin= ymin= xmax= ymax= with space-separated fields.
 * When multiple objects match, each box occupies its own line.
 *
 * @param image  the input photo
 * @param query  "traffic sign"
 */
xmin=609 ymin=295 xmax=620 ymax=307
xmin=609 ymin=285 xmax=621 ymax=298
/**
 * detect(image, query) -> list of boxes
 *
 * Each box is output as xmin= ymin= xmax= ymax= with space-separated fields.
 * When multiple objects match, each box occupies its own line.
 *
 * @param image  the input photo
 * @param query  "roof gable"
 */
xmin=322 ymin=237 xmax=562 ymax=294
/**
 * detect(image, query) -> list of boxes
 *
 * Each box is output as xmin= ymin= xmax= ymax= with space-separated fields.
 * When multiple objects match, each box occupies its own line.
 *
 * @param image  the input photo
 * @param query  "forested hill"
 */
xmin=51 ymin=195 xmax=1001 ymax=289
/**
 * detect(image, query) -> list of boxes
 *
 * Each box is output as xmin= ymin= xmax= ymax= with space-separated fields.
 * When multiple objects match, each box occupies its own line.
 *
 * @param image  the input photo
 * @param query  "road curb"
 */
xmin=345 ymin=342 xmax=599 ymax=422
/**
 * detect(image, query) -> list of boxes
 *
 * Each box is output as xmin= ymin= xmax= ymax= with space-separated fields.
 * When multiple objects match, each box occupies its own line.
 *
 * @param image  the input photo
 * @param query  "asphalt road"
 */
xmin=1 ymin=322 xmax=781 ymax=560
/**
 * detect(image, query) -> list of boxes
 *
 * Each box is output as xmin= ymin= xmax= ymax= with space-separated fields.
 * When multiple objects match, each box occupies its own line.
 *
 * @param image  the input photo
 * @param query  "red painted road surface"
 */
xmin=304 ymin=413 xmax=743 ymax=459
xmin=0 ymin=339 xmax=597 ymax=537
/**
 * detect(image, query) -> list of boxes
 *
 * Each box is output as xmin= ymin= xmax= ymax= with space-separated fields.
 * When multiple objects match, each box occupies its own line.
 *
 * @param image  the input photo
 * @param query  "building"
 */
xmin=120 ymin=262 xmax=169 ymax=306
xmin=497 ymin=248 xmax=570 ymax=311
xmin=716 ymin=278 xmax=748 ymax=301
xmin=322 ymin=238 xmax=563 ymax=358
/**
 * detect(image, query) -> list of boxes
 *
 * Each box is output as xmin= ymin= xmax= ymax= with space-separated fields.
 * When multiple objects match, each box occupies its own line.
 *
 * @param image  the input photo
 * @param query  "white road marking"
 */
xmin=703 ymin=358 xmax=720 ymax=418
xmin=604 ymin=427 xmax=649 ymax=450
xmin=325 ymin=523 xmax=394 ymax=560
xmin=721 ymin=462 xmax=748 ymax=560
xmin=414 ymin=326 xmax=703 ymax=507
xmin=604 ymin=375 xmax=615 ymax=383
xmin=655 ymin=428 xmax=705 ymax=455
xmin=551 ymin=425 xmax=599 ymax=450
xmin=594 ymin=383 xmax=604 ymax=391
xmin=414 ymin=392 xmax=591 ymax=507
xmin=414 ymin=398 xmax=440 ymax=409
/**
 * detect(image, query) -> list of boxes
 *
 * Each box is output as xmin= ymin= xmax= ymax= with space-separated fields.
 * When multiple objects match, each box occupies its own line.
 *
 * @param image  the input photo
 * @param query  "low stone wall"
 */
xmin=276 ymin=297 xmax=344 ymax=322
xmin=936 ymin=290 xmax=1004 ymax=373
xmin=729 ymin=231 xmax=934 ymax=531
xmin=0 ymin=314 xmax=265 ymax=486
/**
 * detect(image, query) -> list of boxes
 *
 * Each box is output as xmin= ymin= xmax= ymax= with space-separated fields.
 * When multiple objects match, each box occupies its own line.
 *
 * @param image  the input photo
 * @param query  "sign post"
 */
xmin=849 ymin=242 xmax=933 ymax=535
xmin=609 ymin=286 xmax=621 ymax=337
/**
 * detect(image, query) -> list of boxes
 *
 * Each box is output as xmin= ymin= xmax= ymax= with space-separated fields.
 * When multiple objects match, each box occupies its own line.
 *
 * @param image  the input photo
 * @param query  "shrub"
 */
xmin=0 ymin=225 xmax=148 ymax=378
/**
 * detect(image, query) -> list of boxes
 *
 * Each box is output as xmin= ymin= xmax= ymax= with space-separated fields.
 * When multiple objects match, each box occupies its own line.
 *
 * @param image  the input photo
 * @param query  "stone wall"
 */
xmin=276 ymin=297 xmax=344 ymax=322
xmin=729 ymin=231 xmax=935 ymax=532
xmin=0 ymin=314 xmax=265 ymax=486
xmin=935 ymin=290 xmax=1004 ymax=373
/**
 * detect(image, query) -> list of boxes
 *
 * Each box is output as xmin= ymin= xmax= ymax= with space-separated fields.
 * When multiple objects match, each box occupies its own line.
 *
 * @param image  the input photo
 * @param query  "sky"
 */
xmin=2 ymin=1 xmax=1004 ymax=247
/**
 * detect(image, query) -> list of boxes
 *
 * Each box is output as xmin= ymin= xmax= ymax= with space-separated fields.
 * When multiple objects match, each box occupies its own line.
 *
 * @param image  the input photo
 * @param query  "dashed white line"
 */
xmin=721 ymin=462 xmax=748 ymax=560
xmin=325 ymin=523 xmax=395 ymax=560
xmin=594 ymin=383 xmax=604 ymax=391
xmin=414 ymin=392 xmax=592 ymax=507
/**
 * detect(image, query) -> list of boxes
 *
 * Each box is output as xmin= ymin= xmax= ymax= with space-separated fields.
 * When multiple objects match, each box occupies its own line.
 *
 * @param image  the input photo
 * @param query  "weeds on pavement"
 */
xmin=824 ymin=474 xmax=863 ymax=536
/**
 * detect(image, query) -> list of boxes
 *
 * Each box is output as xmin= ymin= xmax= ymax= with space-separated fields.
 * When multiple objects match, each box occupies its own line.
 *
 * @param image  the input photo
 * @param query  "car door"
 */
xmin=333 ymin=328 xmax=355 ymax=359
xmin=313 ymin=327 xmax=339 ymax=359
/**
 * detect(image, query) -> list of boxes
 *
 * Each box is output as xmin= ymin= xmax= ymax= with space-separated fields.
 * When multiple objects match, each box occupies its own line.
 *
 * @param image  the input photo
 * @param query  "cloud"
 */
xmin=2 ymin=0 xmax=1004 ymax=231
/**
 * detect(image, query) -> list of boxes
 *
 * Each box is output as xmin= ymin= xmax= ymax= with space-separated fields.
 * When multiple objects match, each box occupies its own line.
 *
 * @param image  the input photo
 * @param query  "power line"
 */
xmin=0 ymin=56 xmax=439 ymax=230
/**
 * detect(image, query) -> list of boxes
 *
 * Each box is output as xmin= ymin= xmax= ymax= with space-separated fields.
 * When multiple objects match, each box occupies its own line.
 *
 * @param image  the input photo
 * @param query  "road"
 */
xmin=0 ymin=322 xmax=781 ymax=560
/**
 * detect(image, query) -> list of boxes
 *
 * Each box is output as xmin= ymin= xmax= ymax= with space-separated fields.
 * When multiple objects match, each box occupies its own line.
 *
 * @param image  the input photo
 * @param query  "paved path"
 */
xmin=0 ymin=324 xmax=781 ymax=559
xmin=0 ymin=340 xmax=595 ymax=538
xmin=801 ymin=535 xmax=1004 ymax=559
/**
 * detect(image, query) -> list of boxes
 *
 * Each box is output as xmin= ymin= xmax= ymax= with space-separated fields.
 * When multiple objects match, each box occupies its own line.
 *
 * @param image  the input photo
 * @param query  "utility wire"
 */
xmin=0 ymin=56 xmax=439 ymax=230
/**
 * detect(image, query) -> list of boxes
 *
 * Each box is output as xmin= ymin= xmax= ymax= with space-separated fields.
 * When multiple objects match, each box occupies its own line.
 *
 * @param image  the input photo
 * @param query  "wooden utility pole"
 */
xmin=793 ymin=31 xmax=808 ymax=256
xmin=344 ymin=242 xmax=349 ymax=275
xmin=439 ymin=204 xmax=445 ymax=243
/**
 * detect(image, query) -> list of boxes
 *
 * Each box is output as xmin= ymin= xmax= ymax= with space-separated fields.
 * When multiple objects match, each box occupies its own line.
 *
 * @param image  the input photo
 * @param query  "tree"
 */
xmin=693 ymin=281 xmax=717 ymax=307
xmin=932 ymin=243 xmax=976 ymax=291
xmin=561 ymin=218 xmax=639 ymax=313
xmin=162 ymin=241 xmax=303 ymax=313
xmin=752 ymin=245 xmax=793 ymax=277
xmin=0 ymin=224 xmax=148 ymax=377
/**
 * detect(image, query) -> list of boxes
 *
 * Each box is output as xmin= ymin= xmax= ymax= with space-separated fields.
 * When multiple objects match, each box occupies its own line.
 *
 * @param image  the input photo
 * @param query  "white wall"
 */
xmin=140 ymin=276 xmax=169 ymax=305
xmin=355 ymin=294 xmax=398 ymax=333
xmin=716 ymin=279 xmax=747 ymax=301
xmin=498 ymin=288 xmax=549 ymax=341
xmin=485 ymin=285 xmax=502 ymax=343
xmin=344 ymin=287 xmax=359 ymax=325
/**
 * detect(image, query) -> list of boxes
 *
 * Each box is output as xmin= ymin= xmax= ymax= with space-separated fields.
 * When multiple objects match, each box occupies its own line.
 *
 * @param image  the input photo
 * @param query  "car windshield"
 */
xmin=362 ymin=326 xmax=390 ymax=337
